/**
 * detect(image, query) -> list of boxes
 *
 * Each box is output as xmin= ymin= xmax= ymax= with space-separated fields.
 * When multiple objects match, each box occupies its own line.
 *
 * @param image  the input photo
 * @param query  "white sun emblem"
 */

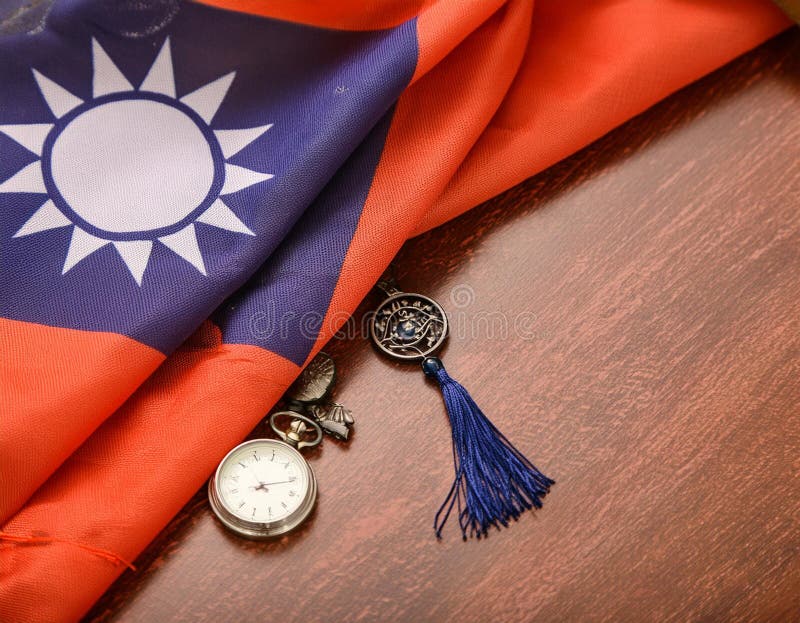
xmin=0 ymin=38 xmax=273 ymax=285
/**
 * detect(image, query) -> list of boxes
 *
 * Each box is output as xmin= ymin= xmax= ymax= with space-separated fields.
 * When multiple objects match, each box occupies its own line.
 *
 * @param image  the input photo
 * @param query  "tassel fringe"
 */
xmin=423 ymin=357 xmax=554 ymax=540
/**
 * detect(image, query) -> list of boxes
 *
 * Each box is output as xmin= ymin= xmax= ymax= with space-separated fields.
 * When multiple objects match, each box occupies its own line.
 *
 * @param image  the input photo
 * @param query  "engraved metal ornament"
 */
xmin=284 ymin=352 xmax=354 ymax=440
xmin=287 ymin=352 xmax=336 ymax=404
xmin=308 ymin=402 xmax=355 ymax=440
xmin=370 ymin=292 xmax=448 ymax=361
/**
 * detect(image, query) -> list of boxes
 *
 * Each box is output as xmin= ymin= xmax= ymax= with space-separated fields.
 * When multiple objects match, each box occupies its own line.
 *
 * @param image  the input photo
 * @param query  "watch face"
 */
xmin=209 ymin=439 xmax=316 ymax=539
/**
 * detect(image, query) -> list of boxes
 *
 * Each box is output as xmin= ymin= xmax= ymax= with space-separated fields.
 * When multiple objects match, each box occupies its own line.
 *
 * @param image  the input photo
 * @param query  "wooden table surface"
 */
xmin=3 ymin=11 xmax=791 ymax=621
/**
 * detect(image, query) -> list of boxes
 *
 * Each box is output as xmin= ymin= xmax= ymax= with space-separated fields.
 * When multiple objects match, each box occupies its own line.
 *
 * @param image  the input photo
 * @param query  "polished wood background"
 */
xmin=4 ymin=4 xmax=796 ymax=619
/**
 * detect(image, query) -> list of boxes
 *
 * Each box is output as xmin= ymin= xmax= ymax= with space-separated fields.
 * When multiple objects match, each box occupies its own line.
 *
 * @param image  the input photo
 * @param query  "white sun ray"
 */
xmin=159 ymin=224 xmax=206 ymax=275
xmin=0 ymin=161 xmax=46 ymax=193
xmin=63 ymin=227 xmax=110 ymax=274
xmin=113 ymin=240 xmax=153 ymax=285
xmin=140 ymin=38 xmax=175 ymax=98
xmin=32 ymin=69 xmax=83 ymax=118
xmin=214 ymin=124 xmax=273 ymax=159
xmin=222 ymin=163 xmax=274 ymax=195
xmin=14 ymin=199 xmax=71 ymax=237
xmin=92 ymin=39 xmax=134 ymax=98
xmin=196 ymin=198 xmax=255 ymax=235
xmin=0 ymin=123 xmax=53 ymax=156
xmin=180 ymin=71 xmax=236 ymax=124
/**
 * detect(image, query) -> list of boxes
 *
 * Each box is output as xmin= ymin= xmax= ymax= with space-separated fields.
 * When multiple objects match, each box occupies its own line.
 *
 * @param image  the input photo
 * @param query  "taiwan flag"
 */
xmin=0 ymin=0 xmax=790 ymax=620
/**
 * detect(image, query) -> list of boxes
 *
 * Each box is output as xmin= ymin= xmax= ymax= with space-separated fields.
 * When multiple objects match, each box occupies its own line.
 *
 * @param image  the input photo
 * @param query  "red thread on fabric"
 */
xmin=0 ymin=531 xmax=137 ymax=571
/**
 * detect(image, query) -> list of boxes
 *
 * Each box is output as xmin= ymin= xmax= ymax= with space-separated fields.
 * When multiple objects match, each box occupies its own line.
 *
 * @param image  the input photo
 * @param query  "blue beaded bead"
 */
xmin=422 ymin=356 xmax=443 ymax=376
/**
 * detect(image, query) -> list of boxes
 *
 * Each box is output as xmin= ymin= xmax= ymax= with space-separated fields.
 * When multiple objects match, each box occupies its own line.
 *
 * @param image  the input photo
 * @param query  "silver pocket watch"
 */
xmin=208 ymin=353 xmax=353 ymax=539
xmin=208 ymin=413 xmax=322 ymax=539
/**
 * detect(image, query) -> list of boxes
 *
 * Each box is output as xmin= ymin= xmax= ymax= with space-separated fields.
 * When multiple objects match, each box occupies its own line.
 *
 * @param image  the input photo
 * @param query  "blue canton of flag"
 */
xmin=0 ymin=0 xmax=416 ymax=358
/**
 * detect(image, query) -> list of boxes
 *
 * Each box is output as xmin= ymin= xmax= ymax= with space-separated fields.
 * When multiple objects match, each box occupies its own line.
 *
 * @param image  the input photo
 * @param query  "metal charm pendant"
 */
xmin=368 ymin=276 xmax=553 ymax=539
xmin=285 ymin=352 xmax=354 ymax=440
xmin=306 ymin=402 xmax=354 ymax=441
xmin=286 ymin=353 xmax=336 ymax=404
xmin=369 ymin=281 xmax=448 ymax=361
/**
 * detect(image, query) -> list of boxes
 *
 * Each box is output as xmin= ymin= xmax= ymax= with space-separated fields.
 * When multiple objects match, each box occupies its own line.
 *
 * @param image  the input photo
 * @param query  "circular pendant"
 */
xmin=208 ymin=438 xmax=317 ymax=539
xmin=370 ymin=292 xmax=448 ymax=361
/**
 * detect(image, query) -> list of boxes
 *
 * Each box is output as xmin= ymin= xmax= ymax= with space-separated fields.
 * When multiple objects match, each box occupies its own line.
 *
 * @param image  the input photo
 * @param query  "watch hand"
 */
xmin=248 ymin=479 xmax=295 ymax=491
xmin=247 ymin=473 xmax=266 ymax=490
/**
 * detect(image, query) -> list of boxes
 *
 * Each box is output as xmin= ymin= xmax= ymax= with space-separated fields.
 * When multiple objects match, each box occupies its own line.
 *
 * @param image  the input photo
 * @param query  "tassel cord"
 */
xmin=424 ymin=358 xmax=554 ymax=539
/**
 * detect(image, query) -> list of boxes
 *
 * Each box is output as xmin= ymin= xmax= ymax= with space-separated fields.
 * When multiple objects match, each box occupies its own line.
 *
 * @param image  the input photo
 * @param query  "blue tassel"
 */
xmin=422 ymin=357 xmax=554 ymax=540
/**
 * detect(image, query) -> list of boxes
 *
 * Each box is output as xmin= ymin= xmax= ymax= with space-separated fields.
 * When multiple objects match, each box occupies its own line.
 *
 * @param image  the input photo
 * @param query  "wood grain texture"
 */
xmin=64 ymin=26 xmax=798 ymax=623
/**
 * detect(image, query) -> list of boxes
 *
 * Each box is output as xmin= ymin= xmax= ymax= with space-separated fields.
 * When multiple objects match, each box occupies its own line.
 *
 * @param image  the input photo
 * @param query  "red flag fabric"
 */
xmin=0 ymin=1 xmax=790 ymax=621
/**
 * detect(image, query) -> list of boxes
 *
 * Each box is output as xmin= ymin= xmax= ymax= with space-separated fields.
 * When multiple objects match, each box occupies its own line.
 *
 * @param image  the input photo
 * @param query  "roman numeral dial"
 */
xmin=209 ymin=438 xmax=317 ymax=539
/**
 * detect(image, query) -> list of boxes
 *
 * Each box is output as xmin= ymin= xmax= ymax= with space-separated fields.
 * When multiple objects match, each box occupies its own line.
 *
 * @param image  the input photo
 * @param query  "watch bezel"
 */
xmin=208 ymin=438 xmax=317 ymax=540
